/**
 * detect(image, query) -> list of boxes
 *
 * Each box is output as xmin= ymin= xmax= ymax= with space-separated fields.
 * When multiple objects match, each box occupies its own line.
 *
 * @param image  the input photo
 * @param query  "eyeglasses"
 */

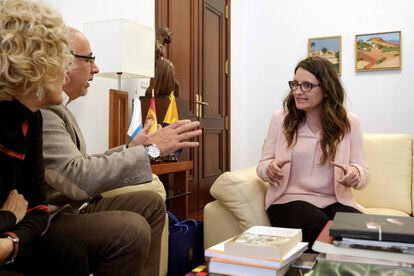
xmin=71 ymin=52 xmax=96 ymax=64
xmin=288 ymin=80 xmax=320 ymax=93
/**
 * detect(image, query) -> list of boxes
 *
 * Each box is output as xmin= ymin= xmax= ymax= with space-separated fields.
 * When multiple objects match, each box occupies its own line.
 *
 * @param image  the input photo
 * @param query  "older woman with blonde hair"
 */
xmin=0 ymin=0 xmax=89 ymax=275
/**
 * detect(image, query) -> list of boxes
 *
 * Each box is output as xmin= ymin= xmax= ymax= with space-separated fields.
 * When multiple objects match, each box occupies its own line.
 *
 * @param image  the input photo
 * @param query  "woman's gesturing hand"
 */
xmin=1 ymin=189 xmax=28 ymax=224
xmin=266 ymin=160 xmax=291 ymax=184
xmin=331 ymin=162 xmax=361 ymax=188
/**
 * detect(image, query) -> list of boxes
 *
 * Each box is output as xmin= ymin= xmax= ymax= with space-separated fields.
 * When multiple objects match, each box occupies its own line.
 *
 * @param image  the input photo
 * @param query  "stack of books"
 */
xmin=205 ymin=226 xmax=308 ymax=276
xmin=313 ymin=212 xmax=414 ymax=269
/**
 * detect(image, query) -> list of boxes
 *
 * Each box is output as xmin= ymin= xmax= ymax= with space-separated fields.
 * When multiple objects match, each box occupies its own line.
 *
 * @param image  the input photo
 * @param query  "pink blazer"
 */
xmin=257 ymin=109 xmax=369 ymax=212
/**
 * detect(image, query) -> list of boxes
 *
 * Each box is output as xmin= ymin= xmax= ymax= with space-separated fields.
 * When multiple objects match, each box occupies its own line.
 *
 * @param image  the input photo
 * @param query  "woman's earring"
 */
xmin=36 ymin=88 xmax=44 ymax=101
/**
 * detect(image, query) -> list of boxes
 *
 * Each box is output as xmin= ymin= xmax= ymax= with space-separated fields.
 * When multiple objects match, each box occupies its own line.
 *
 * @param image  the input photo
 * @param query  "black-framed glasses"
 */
xmin=288 ymin=80 xmax=320 ymax=93
xmin=71 ymin=52 xmax=96 ymax=64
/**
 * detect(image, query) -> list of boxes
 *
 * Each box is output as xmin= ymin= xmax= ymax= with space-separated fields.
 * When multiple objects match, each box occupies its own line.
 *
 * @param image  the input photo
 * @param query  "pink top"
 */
xmin=274 ymin=122 xmax=337 ymax=208
xmin=257 ymin=109 xmax=369 ymax=212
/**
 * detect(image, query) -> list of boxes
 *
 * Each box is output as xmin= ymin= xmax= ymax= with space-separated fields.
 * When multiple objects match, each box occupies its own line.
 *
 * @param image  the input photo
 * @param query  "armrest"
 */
xmin=209 ymin=166 xmax=270 ymax=230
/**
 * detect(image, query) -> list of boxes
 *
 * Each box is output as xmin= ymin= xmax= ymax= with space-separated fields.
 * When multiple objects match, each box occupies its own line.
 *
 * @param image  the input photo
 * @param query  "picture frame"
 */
xmin=308 ymin=36 xmax=342 ymax=76
xmin=355 ymin=31 xmax=401 ymax=72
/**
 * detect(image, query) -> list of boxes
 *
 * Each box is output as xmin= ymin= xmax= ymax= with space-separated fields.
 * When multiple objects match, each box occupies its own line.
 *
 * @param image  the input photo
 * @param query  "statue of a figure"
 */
xmin=146 ymin=27 xmax=180 ymax=96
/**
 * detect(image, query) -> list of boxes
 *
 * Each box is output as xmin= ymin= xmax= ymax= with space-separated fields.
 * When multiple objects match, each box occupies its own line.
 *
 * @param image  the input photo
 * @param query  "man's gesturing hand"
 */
xmin=147 ymin=119 xmax=202 ymax=156
xmin=331 ymin=162 xmax=360 ymax=188
xmin=128 ymin=119 xmax=153 ymax=148
xmin=266 ymin=160 xmax=291 ymax=184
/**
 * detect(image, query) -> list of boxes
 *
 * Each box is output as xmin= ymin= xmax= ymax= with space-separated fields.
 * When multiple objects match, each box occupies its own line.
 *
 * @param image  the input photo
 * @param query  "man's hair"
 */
xmin=282 ymin=56 xmax=350 ymax=164
xmin=0 ymin=0 xmax=73 ymax=100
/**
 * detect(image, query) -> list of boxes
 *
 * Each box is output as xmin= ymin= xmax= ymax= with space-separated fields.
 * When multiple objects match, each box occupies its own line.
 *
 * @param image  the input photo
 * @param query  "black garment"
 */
xmin=1 ymin=233 xmax=89 ymax=276
xmin=0 ymin=100 xmax=49 ymax=257
xmin=0 ymin=100 xmax=89 ymax=275
xmin=267 ymin=201 xmax=360 ymax=249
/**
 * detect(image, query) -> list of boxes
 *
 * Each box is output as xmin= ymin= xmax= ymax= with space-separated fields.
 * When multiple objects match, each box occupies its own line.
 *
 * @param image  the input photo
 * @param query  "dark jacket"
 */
xmin=0 ymin=99 xmax=49 ymax=259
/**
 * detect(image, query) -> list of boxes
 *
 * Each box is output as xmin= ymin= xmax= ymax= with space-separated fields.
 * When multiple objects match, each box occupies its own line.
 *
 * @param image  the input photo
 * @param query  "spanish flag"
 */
xmin=162 ymin=92 xmax=179 ymax=127
xmin=145 ymin=97 xmax=158 ymax=133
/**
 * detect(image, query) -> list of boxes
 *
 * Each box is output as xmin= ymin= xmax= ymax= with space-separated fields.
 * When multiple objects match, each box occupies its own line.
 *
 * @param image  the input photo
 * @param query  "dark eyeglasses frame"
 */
xmin=71 ymin=52 xmax=96 ymax=64
xmin=288 ymin=80 xmax=320 ymax=93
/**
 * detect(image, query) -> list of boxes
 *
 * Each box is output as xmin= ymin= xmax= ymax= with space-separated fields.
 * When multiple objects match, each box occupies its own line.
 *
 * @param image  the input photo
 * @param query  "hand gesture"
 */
xmin=147 ymin=119 xmax=202 ymax=156
xmin=266 ymin=160 xmax=291 ymax=184
xmin=1 ymin=189 xmax=28 ymax=224
xmin=331 ymin=162 xmax=360 ymax=188
xmin=128 ymin=119 xmax=153 ymax=148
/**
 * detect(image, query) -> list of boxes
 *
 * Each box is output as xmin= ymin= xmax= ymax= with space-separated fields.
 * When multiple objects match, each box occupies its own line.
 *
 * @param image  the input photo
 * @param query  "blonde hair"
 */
xmin=0 ymin=0 xmax=73 ymax=100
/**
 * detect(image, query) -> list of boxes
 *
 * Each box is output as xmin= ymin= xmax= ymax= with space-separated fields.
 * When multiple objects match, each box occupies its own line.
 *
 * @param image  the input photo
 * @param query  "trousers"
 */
xmin=48 ymin=190 xmax=166 ymax=276
xmin=267 ymin=201 xmax=360 ymax=249
xmin=0 ymin=233 xmax=89 ymax=276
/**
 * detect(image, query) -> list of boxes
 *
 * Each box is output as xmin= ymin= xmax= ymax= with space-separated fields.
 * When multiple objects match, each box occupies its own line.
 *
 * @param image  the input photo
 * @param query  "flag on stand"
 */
xmin=145 ymin=96 xmax=158 ymax=133
xmin=163 ymin=91 xmax=182 ymax=157
xmin=163 ymin=91 xmax=179 ymax=127
xmin=127 ymin=98 xmax=143 ymax=138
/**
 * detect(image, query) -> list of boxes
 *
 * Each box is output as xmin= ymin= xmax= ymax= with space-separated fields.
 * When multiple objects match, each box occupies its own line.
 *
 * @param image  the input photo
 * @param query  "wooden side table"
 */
xmin=151 ymin=161 xmax=193 ymax=219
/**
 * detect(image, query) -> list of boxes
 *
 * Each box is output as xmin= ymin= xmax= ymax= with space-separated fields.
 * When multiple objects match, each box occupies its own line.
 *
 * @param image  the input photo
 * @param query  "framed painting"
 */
xmin=355 ymin=31 xmax=401 ymax=72
xmin=308 ymin=36 xmax=342 ymax=75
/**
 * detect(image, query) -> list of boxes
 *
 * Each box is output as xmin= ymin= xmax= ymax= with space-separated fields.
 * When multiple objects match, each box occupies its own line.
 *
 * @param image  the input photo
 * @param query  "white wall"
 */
xmin=231 ymin=0 xmax=414 ymax=170
xmin=46 ymin=0 xmax=154 ymax=154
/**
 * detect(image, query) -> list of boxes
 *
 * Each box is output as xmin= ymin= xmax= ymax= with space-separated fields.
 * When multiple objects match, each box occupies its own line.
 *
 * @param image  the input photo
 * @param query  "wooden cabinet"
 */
xmin=151 ymin=161 xmax=193 ymax=219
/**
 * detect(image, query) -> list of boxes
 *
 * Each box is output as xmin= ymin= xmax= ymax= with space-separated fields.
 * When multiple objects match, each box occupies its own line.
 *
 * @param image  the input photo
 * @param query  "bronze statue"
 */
xmin=146 ymin=27 xmax=180 ymax=96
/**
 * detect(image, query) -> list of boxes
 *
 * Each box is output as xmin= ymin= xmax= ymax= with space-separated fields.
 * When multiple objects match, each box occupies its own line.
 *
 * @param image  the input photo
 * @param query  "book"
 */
xmin=290 ymin=253 xmax=318 ymax=270
xmin=209 ymin=257 xmax=292 ymax=276
xmin=224 ymin=226 xmax=302 ymax=259
xmin=205 ymin=238 xmax=308 ymax=269
xmin=334 ymin=237 xmax=414 ymax=254
xmin=324 ymin=253 xmax=414 ymax=268
xmin=313 ymin=221 xmax=414 ymax=264
xmin=330 ymin=212 xmax=414 ymax=243
xmin=309 ymin=259 xmax=414 ymax=276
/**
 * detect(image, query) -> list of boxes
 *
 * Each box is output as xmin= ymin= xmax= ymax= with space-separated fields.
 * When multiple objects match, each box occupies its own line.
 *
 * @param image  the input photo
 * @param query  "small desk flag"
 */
xmin=127 ymin=98 xmax=142 ymax=138
xmin=163 ymin=92 xmax=179 ymax=127
xmin=145 ymin=97 xmax=158 ymax=133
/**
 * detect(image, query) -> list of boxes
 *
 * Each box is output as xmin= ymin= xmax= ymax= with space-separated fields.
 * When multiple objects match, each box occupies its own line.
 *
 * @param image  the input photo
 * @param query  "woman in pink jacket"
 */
xmin=257 ymin=57 xmax=369 ymax=247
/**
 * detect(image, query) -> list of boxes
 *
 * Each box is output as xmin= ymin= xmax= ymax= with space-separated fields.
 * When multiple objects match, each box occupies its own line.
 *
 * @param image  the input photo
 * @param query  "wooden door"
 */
xmin=109 ymin=89 xmax=128 ymax=148
xmin=197 ymin=0 xmax=228 ymax=209
xmin=156 ymin=0 xmax=230 ymax=216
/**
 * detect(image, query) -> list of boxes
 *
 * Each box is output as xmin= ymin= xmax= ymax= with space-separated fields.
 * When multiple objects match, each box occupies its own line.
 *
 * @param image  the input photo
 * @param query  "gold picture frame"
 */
xmin=355 ymin=31 xmax=401 ymax=72
xmin=308 ymin=35 xmax=342 ymax=76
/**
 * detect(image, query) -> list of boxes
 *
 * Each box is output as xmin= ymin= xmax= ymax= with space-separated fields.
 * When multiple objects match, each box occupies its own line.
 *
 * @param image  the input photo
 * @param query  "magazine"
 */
xmin=330 ymin=212 xmax=414 ymax=243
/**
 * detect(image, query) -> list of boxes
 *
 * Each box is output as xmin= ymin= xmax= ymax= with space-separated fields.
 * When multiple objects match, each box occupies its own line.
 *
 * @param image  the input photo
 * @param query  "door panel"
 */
xmin=204 ymin=6 xmax=221 ymax=117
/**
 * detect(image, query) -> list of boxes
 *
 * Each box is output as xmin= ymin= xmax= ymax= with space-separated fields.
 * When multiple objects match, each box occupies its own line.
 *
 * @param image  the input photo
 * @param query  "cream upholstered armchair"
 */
xmin=204 ymin=134 xmax=414 ymax=249
xmin=101 ymin=174 xmax=168 ymax=276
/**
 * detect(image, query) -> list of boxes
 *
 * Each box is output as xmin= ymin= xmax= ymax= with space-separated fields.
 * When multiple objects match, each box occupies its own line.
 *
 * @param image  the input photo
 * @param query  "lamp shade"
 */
xmin=84 ymin=19 xmax=155 ymax=79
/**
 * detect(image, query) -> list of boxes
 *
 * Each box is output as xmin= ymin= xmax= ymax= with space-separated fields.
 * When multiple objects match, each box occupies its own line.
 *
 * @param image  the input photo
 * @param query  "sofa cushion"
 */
xmin=353 ymin=134 xmax=412 ymax=215
xmin=366 ymin=208 xmax=411 ymax=217
xmin=210 ymin=167 xmax=271 ymax=230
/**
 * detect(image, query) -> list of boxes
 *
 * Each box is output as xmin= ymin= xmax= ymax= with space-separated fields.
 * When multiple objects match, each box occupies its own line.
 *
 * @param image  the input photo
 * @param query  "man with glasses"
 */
xmin=40 ymin=27 xmax=201 ymax=275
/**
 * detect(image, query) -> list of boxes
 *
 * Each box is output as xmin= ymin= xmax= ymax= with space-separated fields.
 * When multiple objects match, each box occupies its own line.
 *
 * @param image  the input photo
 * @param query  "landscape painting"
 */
xmin=308 ymin=36 xmax=341 ymax=75
xmin=355 ymin=31 xmax=401 ymax=72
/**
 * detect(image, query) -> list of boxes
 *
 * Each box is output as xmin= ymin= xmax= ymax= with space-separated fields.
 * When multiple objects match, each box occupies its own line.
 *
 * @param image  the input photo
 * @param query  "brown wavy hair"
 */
xmin=282 ymin=56 xmax=350 ymax=164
